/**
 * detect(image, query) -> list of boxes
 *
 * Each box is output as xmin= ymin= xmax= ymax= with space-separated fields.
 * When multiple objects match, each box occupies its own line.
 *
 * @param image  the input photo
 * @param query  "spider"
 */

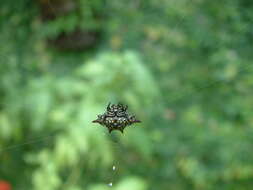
xmin=92 ymin=103 xmax=141 ymax=133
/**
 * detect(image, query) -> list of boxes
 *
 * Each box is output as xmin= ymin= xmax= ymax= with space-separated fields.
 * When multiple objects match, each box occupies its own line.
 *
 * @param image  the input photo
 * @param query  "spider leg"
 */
xmin=107 ymin=102 xmax=111 ymax=111
xmin=92 ymin=119 xmax=100 ymax=123
xmin=134 ymin=119 xmax=141 ymax=123
xmin=108 ymin=127 xmax=113 ymax=133
xmin=119 ymin=127 xmax=125 ymax=133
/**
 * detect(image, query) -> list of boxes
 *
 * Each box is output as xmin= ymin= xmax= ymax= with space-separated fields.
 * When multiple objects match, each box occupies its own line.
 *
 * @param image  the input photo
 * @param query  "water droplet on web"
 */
xmin=112 ymin=165 xmax=116 ymax=170
xmin=108 ymin=182 xmax=113 ymax=187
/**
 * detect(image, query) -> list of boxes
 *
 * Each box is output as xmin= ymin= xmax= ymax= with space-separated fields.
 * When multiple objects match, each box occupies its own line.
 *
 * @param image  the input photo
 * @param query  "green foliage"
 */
xmin=40 ymin=0 xmax=105 ymax=38
xmin=0 ymin=0 xmax=253 ymax=190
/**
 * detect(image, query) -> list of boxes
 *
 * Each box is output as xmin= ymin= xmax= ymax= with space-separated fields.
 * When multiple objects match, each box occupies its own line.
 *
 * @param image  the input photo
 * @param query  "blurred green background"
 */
xmin=0 ymin=0 xmax=253 ymax=189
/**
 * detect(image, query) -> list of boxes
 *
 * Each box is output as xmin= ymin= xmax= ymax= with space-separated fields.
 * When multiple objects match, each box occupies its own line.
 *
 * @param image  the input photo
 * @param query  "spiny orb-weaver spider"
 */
xmin=92 ymin=103 xmax=141 ymax=133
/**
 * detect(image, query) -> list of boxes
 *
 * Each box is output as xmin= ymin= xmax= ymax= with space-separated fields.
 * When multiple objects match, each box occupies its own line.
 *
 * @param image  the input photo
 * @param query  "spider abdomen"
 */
xmin=92 ymin=103 xmax=141 ymax=133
